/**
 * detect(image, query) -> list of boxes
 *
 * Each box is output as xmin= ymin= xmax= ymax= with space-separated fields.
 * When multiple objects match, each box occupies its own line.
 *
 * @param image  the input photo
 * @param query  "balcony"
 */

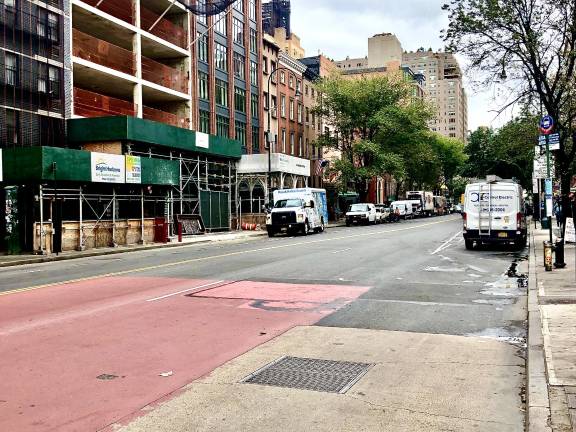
xmin=80 ymin=0 xmax=135 ymax=25
xmin=73 ymin=29 xmax=135 ymax=76
xmin=74 ymin=88 xmax=136 ymax=118
xmin=143 ymin=106 xmax=190 ymax=129
xmin=141 ymin=57 xmax=188 ymax=93
xmin=140 ymin=6 xmax=187 ymax=49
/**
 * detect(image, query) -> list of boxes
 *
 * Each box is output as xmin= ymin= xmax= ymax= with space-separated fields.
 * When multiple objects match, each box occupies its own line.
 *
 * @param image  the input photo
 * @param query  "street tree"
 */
xmin=314 ymin=75 xmax=434 ymax=199
xmin=442 ymin=0 xmax=576 ymax=213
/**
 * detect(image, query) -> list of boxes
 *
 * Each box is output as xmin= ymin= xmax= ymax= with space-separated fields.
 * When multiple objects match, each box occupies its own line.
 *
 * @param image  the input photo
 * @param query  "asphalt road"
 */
xmin=0 ymin=214 xmax=528 ymax=431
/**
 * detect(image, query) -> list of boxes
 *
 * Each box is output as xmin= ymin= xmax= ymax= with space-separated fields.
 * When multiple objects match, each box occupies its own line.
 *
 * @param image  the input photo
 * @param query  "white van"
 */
xmin=390 ymin=200 xmax=414 ymax=219
xmin=266 ymin=188 xmax=328 ymax=237
xmin=463 ymin=177 xmax=527 ymax=250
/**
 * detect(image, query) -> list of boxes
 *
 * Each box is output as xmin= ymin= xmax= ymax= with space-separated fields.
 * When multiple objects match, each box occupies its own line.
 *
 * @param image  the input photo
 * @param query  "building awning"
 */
xmin=1 ymin=146 xmax=179 ymax=186
xmin=67 ymin=116 xmax=242 ymax=160
xmin=237 ymin=153 xmax=311 ymax=177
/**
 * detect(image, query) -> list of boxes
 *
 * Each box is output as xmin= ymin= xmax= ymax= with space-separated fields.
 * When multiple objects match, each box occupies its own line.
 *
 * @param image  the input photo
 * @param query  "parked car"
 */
xmin=346 ymin=203 xmax=377 ymax=226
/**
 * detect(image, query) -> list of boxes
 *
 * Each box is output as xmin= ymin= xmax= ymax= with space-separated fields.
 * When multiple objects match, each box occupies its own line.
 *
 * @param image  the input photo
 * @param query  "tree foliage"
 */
xmin=442 ymin=0 xmax=576 ymax=204
xmin=314 ymin=75 xmax=466 ymax=198
xmin=462 ymin=113 xmax=539 ymax=188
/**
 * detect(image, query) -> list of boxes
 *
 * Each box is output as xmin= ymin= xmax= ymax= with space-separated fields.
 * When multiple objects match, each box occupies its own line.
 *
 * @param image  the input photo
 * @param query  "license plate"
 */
xmin=498 ymin=232 xmax=508 ymax=238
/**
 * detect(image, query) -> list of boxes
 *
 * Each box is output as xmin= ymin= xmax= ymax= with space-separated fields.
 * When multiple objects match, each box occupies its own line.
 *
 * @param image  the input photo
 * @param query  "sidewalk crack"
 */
xmin=345 ymin=395 xmax=519 ymax=426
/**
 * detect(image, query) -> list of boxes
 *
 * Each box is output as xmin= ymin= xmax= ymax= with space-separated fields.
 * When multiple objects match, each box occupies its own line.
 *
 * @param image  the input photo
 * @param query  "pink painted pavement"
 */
xmin=0 ymin=276 xmax=368 ymax=432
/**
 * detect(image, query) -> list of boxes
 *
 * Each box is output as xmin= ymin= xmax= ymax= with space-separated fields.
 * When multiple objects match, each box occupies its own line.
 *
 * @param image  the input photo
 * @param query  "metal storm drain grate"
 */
xmin=241 ymin=356 xmax=374 ymax=394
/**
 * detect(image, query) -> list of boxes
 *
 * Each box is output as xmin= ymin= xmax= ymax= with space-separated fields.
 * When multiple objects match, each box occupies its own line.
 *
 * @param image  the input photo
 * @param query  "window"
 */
xmin=214 ymin=12 xmax=227 ymax=35
xmin=279 ymin=71 xmax=285 ymax=84
xmin=298 ymin=135 xmax=303 ymax=156
xmin=47 ymin=11 xmax=59 ymax=42
xmin=250 ymin=61 xmax=258 ymax=84
xmin=198 ymin=32 xmax=208 ymax=62
xmin=216 ymin=115 xmax=229 ymax=137
xmin=214 ymin=43 xmax=227 ymax=71
xmin=271 ymin=95 xmax=277 ymax=116
xmin=297 ymin=103 xmax=302 ymax=123
xmin=5 ymin=109 xmax=19 ymax=146
xmin=5 ymin=53 xmax=17 ymax=86
xmin=249 ymin=0 xmax=256 ymax=20
xmin=249 ymin=28 xmax=257 ymax=53
xmin=305 ymin=107 xmax=309 ymax=123
xmin=280 ymin=94 xmax=286 ymax=117
xmin=234 ymin=0 xmax=244 ymax=12
xmin=37 ymin=8 xmax=47 ymax=37
xmin=197 ymin=72 xmax=209 ymax=100
xmin=38 ymin=63 xmax=48 ymax=93
xmin=290 ymin=132 xmax=294 ymax=154
xmin=252 ymin=125 xmax=259 ymax=152
xmin=48 ymin=65 xmax=60 ymax=97
xmin=233 ymin=52 xmax=245 ymax=79
xmin=305 ymin=85 xmax=309 ymax=96
xmin=289 ymin=75 xmax=294 ymax=88
xmin=235 ymin=121 xmax=247 ymax=148
xmin=234 ymin=87 xmax=246 ymax=113
xmin=263 ymin=56 xmax=268 ymax=74
xmin=281 ymin=129 xmax=286 ymax=152
xmin=289 ymin=98 xmax=294 ymax=120
xmin=251 ymin=93 xmax=258 ymax=117
xmin=296 ymin=79 xmax=301 ymax=93
xmin=233 ymin=18 xmax=244 ymax=45
xmin=311 ymin=112 xmax=316 ymax=129
xmin=199 ymin=110 xmax=210 ymax=133
xmin=196 ymin=0 xmax=207 ymax=24
xmin=215 ymin=79 xmax=228 ymax=107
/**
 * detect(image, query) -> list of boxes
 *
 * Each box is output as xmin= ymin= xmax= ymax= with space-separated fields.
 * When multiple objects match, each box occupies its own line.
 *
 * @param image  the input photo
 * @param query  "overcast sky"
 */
xmin=288 ymin=0 xmax=514 ymax=131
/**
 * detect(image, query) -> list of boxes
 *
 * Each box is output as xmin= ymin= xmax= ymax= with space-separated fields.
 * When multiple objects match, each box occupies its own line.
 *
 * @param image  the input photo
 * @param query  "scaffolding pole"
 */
xmin=140 ymin=187 xmax=145 ymax=244
xmin=112 ymin=188 xmax=117 ymax=247
xmin=39 ymin=184 xmax=45 ymax=255
xmin=78 ymin=186 xmax=84 ymax=251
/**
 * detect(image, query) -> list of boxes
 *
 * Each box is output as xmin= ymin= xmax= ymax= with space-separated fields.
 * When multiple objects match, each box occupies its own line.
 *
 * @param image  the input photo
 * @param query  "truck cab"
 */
xmin=266 ymin=188 xmax=327 ymax=237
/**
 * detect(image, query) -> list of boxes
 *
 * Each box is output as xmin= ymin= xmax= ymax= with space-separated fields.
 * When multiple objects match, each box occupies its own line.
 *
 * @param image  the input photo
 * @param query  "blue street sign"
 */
xmin=540 ymin=115 xmax=554 ymax=135
xmin=545 ymin=178 xmax=553 ymax=195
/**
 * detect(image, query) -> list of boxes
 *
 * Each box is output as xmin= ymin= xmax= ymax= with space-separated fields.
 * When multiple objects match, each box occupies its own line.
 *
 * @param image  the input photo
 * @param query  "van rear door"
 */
xmin=488 ymin=185 xmax=518 ymax=232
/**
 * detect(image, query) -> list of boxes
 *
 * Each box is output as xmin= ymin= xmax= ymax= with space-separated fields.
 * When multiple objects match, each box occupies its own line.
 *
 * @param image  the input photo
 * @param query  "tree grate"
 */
xmin=241 ymin=356 xmax=374 ymax=394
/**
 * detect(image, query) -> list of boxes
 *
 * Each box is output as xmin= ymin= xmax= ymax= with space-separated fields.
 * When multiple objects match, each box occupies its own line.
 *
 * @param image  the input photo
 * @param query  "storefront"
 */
xmin=236 ymin=153 xmax=311 ymax=224
xmin=0 ymin=117 xmax=242 ymax=254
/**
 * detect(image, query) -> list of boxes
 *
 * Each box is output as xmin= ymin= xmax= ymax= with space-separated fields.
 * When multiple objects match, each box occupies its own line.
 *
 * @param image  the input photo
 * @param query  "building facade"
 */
xmin=1 ymin=0 xmax=264 ymax=254
xmin=262 ymin=0 xmax=290 ymax=37
xmin=404 ymin=49 xmax=468 ymax=143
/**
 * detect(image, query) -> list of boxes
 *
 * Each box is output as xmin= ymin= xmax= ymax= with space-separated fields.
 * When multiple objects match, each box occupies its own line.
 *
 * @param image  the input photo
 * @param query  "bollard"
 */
xmin=554 ymin=238 xmax=566 ymax=268
xmin=544 ymin=241 xmax=553 ymax=271
xmin=178 ymin=222 xmax=183 ymax=243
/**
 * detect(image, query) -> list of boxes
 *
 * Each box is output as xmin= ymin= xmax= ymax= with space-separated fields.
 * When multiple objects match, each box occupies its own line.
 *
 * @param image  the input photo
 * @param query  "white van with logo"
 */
xmin=463 ymin=177 xmax=527 ymax=250
xmin=390 ymin=201 xmax=414 ymax=219
xmin=266 ymin=188 xmax=328 ymax=237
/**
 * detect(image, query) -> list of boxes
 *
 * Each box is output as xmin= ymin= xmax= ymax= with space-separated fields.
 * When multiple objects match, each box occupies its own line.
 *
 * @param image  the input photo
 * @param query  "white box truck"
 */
xmin=406 ymin=191 xmax=434 ymax=216
xmin=462 ymin=177 xmax=527 ymax=250
xmin=266 ymin=188 xmax=328 ymax=237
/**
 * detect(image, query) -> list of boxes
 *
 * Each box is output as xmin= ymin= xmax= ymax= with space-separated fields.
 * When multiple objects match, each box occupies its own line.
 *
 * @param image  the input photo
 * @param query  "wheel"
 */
xmin=514 ymin=236 xmax=527 ymax=250
xmin=346 ymin=221 xmax=351 ymax=227
xmin=320 ymin=218 xmax=325 ymax=232
xmin=301 ymin=221 xmax=310 ymax=236
xmin=465 ymin=239 xmax=474 ymax=250
xmin=267 ymin=229 xmax=275 ymax=237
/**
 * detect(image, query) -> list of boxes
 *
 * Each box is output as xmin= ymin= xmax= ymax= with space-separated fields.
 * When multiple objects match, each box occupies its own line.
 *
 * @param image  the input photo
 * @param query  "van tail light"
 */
xmin=462 ymin=212 xmax=467 ymax=229
xmin=517 ymin=212 xmax=523 ymax=228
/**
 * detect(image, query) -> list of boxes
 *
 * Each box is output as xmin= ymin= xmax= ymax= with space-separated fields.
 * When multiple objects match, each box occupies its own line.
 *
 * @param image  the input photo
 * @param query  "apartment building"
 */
xmin=404 ymin=49 xmax=468 ymax=143
xmin=262 ymin=0 xmax=289 ymax=37
xmin=1 ymin=0 xmax=263 ymax=254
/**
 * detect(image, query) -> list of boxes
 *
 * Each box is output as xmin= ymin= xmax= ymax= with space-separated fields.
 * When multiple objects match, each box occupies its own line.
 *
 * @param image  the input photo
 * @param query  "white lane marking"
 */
xmin=431 ymin=231 xmax=462 ymax=255
xmin=2 ymin=217 xmax=458 ymax=297
xmin=359 ymin=299 xmax=470 ymax=307
xmin=467 ymin=265 xmax=488 ymax=273
xmin=331 ymin=248 xmax=352 ymax=254
xmin=146 ymin=280 xmax=226 ymax=303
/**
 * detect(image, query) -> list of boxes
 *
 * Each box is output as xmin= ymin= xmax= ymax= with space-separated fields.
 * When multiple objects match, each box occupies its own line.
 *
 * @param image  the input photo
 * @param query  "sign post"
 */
xmin=540 ymin=115 xmax=554 ymax=243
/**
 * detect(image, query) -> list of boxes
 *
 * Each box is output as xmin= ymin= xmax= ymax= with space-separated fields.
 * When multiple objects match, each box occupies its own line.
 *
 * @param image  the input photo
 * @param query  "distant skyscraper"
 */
xmin=263 ymin=0 xmax=291 ymax=36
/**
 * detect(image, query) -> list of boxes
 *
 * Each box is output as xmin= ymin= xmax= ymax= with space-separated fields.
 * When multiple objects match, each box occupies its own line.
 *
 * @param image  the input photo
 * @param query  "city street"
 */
xmin=0 ymin=215 xmax=528 ymax=431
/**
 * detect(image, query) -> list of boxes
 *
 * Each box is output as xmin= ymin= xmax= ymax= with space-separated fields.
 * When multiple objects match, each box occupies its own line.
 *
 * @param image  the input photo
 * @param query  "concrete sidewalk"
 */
xmin=528 ymin=222 xmax=576 ymax=431
xmin=0 ymin=221 xmax=348 ymax=268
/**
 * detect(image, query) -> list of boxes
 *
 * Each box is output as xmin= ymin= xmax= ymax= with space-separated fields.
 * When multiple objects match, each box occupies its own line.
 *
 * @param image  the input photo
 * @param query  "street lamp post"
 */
xmin=266 ymin=66 xmax=301 ymax=205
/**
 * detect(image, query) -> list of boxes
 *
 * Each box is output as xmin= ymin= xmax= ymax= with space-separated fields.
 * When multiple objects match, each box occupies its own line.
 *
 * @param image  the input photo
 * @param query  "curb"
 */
xmin=0 ymin=223 xmax=349 ymax=268
xmin=527 ymin=225 xmax=553 ymax=431
xmin=0 ymin=232 xmax=267 ymax=268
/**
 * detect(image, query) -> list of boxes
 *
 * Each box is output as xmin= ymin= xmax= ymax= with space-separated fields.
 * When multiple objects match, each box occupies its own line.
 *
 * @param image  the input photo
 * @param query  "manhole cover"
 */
xmin=241 ymin=356 xmax=374 ymax=394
